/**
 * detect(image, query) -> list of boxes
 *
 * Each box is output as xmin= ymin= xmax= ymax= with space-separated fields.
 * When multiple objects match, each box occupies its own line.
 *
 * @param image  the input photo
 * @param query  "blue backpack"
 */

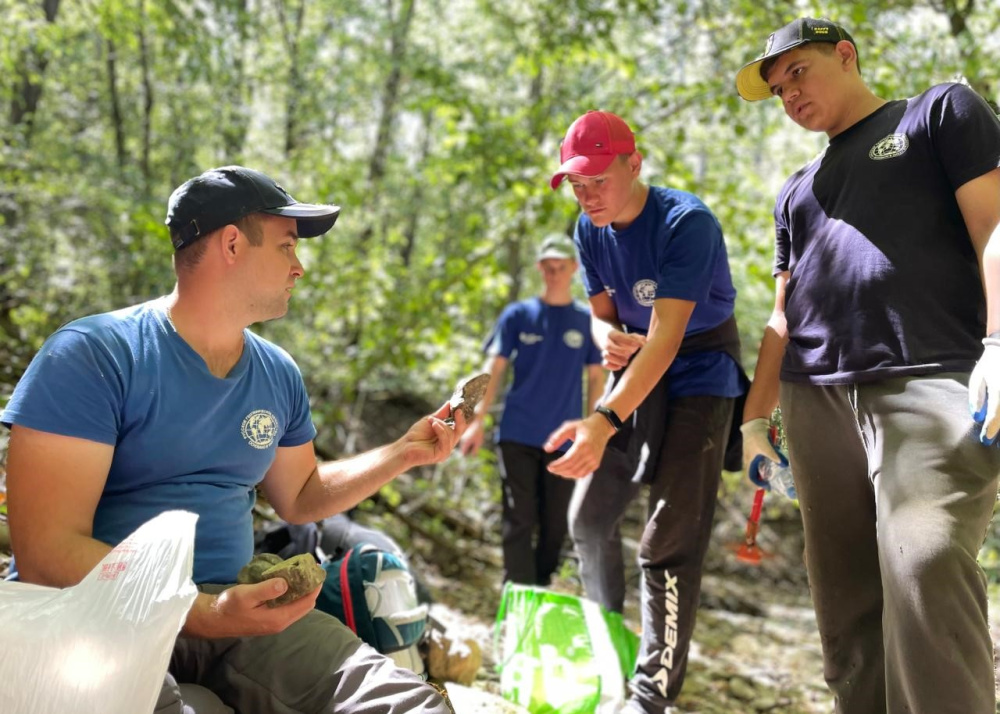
xmin=316 ymin=543 xmax=429 ymax=675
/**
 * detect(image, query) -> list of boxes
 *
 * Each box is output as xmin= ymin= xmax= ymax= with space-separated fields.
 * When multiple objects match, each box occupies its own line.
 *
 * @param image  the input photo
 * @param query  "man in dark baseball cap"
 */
xmin=735 ymin=15 xmax=1000 ymax=714
xmin=165 ymin=165 xmax=340 ymax=249
xmin=2 ymin=163 xmax=463 ymax=713
xmin=735 ymin=17 xmax=856 ymax=101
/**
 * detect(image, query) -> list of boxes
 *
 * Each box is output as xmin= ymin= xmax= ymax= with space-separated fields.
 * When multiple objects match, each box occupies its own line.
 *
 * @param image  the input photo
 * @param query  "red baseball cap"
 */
xmin=550 ymin=111 xmax=636 ymax=190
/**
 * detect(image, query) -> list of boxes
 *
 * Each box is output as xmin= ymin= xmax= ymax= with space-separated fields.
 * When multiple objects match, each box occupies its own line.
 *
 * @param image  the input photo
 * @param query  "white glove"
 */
xmin=740 ymin=417 xmax=782 ymax=470
xmin=969 ymin=338 xmax=1000 ymax=444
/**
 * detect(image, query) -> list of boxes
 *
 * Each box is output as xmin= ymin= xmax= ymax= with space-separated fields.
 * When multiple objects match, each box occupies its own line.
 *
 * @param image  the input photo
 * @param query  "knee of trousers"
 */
xmin=880 ymin=535 xmax=983 ymax=605
xmin=569 ymin=512 xmax=618 ymax=545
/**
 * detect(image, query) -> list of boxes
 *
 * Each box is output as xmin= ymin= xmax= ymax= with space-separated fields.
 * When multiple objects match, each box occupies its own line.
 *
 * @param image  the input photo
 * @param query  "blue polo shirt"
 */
xmin=575 ymin=186 xmax=742 ymax=397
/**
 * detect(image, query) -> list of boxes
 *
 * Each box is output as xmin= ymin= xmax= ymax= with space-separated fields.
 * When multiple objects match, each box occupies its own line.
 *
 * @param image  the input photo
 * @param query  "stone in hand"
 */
xmin=259 ymin=554 xmax=327 ymax=607
xmin=445 ymin=372 xmax=490 ymax=426
xmin=236 ymin=552 xmax=283 ymax=585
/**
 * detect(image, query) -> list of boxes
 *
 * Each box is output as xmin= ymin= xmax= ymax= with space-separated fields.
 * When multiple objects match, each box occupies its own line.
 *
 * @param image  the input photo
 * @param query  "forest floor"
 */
xmin=400 ymin=490 xmax=1000 ymax=714
xmin=4 ymin=491 xmax=1000 ymax=714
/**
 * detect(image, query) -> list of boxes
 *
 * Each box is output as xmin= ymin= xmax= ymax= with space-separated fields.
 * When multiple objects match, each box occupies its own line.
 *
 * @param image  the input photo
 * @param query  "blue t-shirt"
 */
xmin=575 ymin=186 xmax=742 ymax=397
xmin=774 ymin=83 xmax=1000 ymax=384
xmin=487 ymin=297 xmax=602 ymax=450
xmin=1 ymin=300 xmax=317 ymax=584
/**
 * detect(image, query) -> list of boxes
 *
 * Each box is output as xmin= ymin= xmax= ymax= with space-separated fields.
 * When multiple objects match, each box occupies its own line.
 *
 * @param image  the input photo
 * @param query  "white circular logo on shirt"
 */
xmin=869 ymin=133 xmax=909 ymax=160
xmin=632 ymin=279 xmax=657 ymax=307
xmin=241 ymin=409 xmax=278 ymax=449
xmin=563 ymin=329 xmax=584 ymax=349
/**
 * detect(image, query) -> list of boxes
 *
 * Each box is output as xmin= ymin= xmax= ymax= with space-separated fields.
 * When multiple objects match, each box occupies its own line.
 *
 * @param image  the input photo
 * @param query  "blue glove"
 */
xmin=748 ymin=450 xmax=790 ymax=491
xmin=969 ymin=338 xmax=1000 ymax=445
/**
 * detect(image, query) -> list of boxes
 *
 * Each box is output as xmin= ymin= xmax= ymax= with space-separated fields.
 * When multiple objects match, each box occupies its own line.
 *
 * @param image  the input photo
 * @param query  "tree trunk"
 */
xmin=138 ymin=0 xmax=154 ymax=194
xmin=106 ymin=38 xmax=128 ymax=171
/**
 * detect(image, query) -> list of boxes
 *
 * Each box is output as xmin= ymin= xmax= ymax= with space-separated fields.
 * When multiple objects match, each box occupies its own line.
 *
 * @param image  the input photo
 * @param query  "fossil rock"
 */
xmin=236 ymin=552 xmax=283 ymax=585
xmin=260 ymin=554 xmax=327 ymax=607
xmin=445 ymin=372 xmax=491 ymax=425
xmin=237 ymin=553 xmax=326 ymax=607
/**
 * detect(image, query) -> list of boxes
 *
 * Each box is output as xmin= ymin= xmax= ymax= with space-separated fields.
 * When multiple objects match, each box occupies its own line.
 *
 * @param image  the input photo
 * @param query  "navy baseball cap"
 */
xmin=165 ymin=165 xmax=341 ymax=249
xmin=736 ymin=18 xmax=856 ymax=101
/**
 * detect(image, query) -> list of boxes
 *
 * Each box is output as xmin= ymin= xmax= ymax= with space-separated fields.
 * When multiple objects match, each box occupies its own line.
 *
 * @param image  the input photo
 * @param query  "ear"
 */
xmin=629 ymin=151 xmax=643 ymax=178
xmin=835 ymin=40 xmax=856 ymax=71
xmin=219 ymin=224 xmax=241 ymax=265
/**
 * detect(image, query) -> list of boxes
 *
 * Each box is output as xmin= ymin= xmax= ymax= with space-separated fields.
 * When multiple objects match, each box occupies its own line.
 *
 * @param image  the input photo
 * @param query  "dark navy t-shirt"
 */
xmin=487 ymin=297 xmax=602 ymax=450
xmin=774 ymin=83 xmax=1000 ymax=384
xmin=575 ymin=186 xmax=742 ymax=397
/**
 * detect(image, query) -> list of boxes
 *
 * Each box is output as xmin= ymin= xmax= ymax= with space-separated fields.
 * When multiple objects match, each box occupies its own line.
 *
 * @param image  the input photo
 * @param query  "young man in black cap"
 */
xmin=546 ymin=111 xmax=746 ymax=712
xmin=2 ymin=166 xmax=463 ymax=713
xmin=459 ymin=233 xmax=604 ymax=586
xmin=737 ymin=18 xmax=1000 ymax=714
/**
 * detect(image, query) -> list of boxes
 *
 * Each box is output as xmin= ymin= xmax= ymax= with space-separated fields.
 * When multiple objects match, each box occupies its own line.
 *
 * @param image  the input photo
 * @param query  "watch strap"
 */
xmin=595 ymin=405 xmax=623 ymax=432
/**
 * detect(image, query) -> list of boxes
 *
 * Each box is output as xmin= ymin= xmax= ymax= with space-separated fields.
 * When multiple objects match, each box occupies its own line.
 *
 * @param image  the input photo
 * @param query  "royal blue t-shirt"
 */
xmin=1 ymin=300 xmax=317 ymax=584
xmin=774 ymin=83 xmax=1000 ymax=384
xmin=486 ymin=297 xmax=602 ymax=450
xmin=575 ymin=186 xmax=742 ymax=397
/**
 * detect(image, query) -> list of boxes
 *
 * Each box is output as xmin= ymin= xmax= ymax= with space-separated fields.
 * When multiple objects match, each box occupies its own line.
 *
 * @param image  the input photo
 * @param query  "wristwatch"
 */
xmin=595 ymin=405 xmax=623 ymax=433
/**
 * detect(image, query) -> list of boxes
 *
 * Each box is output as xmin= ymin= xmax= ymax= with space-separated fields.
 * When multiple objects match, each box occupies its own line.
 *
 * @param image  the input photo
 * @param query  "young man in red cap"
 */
xmin=546 ymin=111 xmax=747 ymax=712
xmin=736 ymin=17 xmax=1000 ymax=714
xmin=2 ymin=166 xmax=462 ymax=713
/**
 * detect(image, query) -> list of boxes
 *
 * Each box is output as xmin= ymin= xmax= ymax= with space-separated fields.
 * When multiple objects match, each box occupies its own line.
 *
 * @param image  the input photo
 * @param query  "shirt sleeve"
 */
xmin=486 ymin=304 xmax=519 ymax=359
xmin=931 ymin=83 xmax=1000 ymax=190
xmin=1 ymin=329 xmax=125 ymax=445
xmin=655 ymin=210 xmax=722 ymax=303
xmin=585 ymin=326 xmax=602 ymax=366
xmin=279 ymin=366 xmax=317 ymax=447
xmin=574 ymin=220 xmax=605 ymax=297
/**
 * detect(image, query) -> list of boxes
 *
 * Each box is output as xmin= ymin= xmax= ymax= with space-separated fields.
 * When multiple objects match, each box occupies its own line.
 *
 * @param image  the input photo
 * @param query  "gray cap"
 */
xmin=536 ymin=234 xmax=576 ymax=261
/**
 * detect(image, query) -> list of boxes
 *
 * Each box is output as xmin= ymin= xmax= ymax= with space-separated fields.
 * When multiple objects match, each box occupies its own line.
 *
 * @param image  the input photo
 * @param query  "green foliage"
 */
xmin=2 ymin=0 xmax=1000 ymax=550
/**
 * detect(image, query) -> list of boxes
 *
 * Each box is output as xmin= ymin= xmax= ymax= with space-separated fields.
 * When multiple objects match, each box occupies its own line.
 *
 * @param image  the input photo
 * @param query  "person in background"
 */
xmin=460 ymin=233 xmax=604 ymax=585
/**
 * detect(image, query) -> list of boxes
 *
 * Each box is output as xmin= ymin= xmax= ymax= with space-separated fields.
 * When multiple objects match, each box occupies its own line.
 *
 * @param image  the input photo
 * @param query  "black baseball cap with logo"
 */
xmin=735 ymin=18 xmax=857 ymax=101
xmin=165 ymin=165 xmax=341 ymax=250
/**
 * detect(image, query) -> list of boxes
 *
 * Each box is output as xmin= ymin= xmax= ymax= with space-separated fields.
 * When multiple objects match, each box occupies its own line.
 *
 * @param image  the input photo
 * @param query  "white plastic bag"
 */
xmin=0 ymin=510 xmax=200 ymax=714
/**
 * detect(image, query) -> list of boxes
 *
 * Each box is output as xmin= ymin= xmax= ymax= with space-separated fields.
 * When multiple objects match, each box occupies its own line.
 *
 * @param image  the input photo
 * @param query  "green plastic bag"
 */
xmin=495 ymin=583 xmax=640 ymax=714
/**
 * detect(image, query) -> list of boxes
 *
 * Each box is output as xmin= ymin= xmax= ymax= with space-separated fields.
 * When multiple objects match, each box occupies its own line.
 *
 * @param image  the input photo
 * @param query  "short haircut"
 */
xmin=173 ymin=212 xmax=264 ymax=271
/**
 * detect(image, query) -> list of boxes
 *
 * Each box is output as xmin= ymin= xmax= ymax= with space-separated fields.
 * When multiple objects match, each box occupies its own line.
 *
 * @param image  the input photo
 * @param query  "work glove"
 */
xmin=740 ymin=418 xmax=783 ymax=488
xmin=969 ymin=337 xmax=1000 ymax=445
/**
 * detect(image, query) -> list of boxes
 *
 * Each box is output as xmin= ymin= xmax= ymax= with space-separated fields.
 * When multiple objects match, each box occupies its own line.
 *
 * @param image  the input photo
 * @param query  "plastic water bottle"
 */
xmin=749 ymin=453 xmax=797 ymax=500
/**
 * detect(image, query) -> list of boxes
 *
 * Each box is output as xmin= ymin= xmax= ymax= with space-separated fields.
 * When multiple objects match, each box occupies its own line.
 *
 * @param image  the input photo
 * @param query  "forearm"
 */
xmin=586 ymin=369 xmax=605 ymax=413
xmin=742 ymin=316 xmax=789 ymax=422
xmin=282 ymin=441 xmax=408 ymax=523
xmin=603 ymin=328 xmax=680 ymax=420
xmin=981 ymin=223 xmax=1000 ymax=335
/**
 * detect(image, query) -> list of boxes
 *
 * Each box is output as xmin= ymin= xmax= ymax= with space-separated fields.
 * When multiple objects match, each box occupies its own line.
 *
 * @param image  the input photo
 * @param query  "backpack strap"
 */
xmin=339 ymin=548 xmax=357 ymax=633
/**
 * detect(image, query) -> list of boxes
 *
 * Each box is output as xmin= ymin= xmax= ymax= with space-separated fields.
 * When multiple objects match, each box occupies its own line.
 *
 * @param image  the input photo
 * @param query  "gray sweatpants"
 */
xmin=156 ymin=586 xmax=450 ymax=714
xmin=569 ymin=371 xmax=734 ymax=711
xmin=780 ymin=374 xmax=1000 ymax=714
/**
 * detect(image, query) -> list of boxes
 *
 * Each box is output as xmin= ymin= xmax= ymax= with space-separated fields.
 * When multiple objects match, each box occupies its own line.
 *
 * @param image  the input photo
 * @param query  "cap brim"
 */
xmin=537 ymin=251 xmax=575 ymax=261
xmin=263 ymin=203 xmax=341 ymax=237
xmin=549 ymin=154 xmax=617 ymax=190
xmin=735 ymin=39 xmax=810 ymax=101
